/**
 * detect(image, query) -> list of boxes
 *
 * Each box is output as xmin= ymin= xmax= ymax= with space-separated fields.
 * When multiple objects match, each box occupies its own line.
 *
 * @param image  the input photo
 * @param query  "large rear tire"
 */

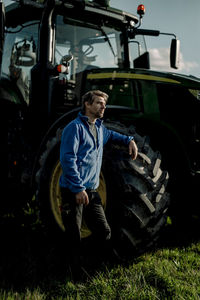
xmin=103 ymin=121 xmax=170 ymax=256
xmin=35 ymin=121 xmax=170 ymax=257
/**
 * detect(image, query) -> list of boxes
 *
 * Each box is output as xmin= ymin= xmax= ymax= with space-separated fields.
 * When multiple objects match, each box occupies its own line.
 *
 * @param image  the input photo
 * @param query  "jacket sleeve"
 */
xmin=102 ymin=124 xmax=134 ymax=146
xmin=60 ymin=122 xmax=85 ymax=193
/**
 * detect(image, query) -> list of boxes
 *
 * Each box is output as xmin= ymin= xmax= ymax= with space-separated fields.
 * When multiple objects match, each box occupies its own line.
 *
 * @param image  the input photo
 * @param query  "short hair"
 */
xmin=81 ymin=90 xmax=108 ymax=112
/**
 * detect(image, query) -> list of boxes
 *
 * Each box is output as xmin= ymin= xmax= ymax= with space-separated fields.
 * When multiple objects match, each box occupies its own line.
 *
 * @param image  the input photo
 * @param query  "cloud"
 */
xmin=149 ymin=48 xmax=199 ymax=74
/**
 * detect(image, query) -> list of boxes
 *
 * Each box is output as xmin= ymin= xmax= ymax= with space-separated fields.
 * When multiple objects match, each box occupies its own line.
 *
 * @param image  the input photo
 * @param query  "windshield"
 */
xmin=55 ymin=16 xmax=124 ymax=80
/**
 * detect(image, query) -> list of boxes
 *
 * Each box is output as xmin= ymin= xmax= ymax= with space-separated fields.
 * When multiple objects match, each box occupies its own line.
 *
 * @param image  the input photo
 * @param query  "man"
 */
xmin=59 ymin=90 xmax=138 ymax=281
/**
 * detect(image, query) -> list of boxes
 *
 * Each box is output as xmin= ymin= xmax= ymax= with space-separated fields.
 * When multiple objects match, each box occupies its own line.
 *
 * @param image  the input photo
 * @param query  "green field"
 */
xmin=0 ymin=211 xmax=199 ymax=300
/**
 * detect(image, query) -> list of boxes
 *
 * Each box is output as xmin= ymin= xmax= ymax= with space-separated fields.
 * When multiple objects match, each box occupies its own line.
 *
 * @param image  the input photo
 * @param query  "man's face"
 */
xmin=85 ymin=96 xmax=106 ymax=119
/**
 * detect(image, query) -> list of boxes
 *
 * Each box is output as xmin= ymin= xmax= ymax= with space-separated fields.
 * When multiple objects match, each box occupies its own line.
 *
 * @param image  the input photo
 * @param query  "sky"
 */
xmin=110 ymin=0 xmax=200 ymax=78
xmin=3 ymin=0 xmax=200 ymax=78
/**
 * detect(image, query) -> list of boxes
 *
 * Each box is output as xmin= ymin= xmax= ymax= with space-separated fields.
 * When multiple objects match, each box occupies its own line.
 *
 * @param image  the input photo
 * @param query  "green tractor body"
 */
xmin=2 ymin=0 xmax=200 ymax=255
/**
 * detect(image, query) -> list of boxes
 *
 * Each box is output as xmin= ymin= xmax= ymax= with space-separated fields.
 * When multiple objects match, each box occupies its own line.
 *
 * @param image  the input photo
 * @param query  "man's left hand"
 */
xmin=129 ymin=139 xmax=138 ymax=160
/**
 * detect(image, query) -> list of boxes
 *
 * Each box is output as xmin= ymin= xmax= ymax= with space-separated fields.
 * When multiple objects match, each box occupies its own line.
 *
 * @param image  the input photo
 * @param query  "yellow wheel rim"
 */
xmin=49 ymin=160 xmax=107 ymax=238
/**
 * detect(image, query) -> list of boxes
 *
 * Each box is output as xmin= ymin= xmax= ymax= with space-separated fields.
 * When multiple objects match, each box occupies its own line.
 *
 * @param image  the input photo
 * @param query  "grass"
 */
xmin=0 ymin=209 xmax=200 ymax=300
xmin=0 ymin=242 xmax=200 ymax=299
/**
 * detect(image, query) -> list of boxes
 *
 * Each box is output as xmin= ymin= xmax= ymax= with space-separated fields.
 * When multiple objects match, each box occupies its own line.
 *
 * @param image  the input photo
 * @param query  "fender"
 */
xmin=107 ymin=106 xmax=191 ymax=176
xmin=132 ymin=116 xmax=192 ymax=177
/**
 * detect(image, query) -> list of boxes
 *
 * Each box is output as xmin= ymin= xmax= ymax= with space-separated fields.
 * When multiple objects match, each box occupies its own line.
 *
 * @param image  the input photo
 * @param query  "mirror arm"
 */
xmin=160 ymin=32 xmax=177 ymax=39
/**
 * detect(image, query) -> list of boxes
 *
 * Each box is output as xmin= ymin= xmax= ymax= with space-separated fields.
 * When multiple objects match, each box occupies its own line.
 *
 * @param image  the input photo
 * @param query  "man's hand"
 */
xmin=129 ymin=139 xmax=138 ymax=160
xmin=75 ymin=190 xmax=89 ymax=205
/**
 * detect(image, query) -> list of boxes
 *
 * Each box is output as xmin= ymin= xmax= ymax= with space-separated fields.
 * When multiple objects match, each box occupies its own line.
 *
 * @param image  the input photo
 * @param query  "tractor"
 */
xmin=2 ymin=0 xmax=200 ymax=257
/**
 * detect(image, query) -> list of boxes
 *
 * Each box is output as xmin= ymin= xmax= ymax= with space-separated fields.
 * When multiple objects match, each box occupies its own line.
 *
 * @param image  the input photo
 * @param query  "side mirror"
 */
xmin=133 ymin=51 xmax=150 ymax=69
xmin=170 ymin=39 xmax=180 ymax=69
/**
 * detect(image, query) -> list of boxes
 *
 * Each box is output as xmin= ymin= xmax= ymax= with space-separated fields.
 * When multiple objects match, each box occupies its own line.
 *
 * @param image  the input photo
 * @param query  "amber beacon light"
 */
xmin=137 ymin=4 xmax=145 ymax=17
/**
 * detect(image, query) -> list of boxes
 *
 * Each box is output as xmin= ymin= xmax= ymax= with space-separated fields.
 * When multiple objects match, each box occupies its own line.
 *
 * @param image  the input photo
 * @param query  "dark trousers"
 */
xmin=60 ymin=187 xmax=111 ymax=279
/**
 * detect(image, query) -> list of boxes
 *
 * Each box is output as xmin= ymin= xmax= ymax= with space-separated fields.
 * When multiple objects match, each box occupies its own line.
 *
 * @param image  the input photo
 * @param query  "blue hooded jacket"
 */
xmin=59 ymin=112 xmax=134 ymax=193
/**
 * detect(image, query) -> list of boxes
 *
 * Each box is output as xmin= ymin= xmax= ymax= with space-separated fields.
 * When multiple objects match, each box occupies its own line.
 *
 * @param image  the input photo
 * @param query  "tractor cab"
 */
xmin=1 ymin=0 xmax=180 ymax=114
